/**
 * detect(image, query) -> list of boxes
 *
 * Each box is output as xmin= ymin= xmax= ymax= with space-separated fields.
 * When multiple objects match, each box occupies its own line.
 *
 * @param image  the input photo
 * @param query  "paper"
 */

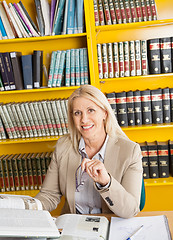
xmin=108 ymin=215 xmax=171 ymax=240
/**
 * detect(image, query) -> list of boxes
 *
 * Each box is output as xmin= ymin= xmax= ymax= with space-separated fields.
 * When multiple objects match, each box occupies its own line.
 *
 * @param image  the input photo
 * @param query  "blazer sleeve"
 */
xmin=96 ymin=143 xmax=143 ymax=218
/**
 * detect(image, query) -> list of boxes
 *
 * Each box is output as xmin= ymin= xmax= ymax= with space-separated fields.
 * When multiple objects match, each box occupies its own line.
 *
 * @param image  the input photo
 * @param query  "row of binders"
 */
xmin=0 ymin=151 xmax=52 ymax=192
xmin=106 ymin=87 xmax=173 ymax=127
xmin=94 ymin=0 xmax=157 ymax=26
xmin=0 ymin=98 xmax=69 ymax=140
xmin=140 ymin=140 xmax=173 ymax=179
xmin=0 ymin=51 xmax=43 ymax=91
xmin=48 ymin=48 xmax=89 ymax=88
xmin=97 ymin=37 xmax=173 ymax=79
xmin=0 ymin=0 xmax=84 ymax=39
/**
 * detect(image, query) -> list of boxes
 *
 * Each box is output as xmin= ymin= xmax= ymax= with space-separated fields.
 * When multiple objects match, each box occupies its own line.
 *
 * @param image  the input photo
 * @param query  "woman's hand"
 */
xmin=81 ymin=158 xmax=110 ymax=186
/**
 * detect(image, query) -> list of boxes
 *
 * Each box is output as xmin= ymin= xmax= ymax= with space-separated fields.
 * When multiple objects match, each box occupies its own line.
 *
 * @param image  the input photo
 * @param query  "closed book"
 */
xmin=139 ymin=142 xmax=150 ymax=179
xmin=170 ymin=88 xmax=173 ymax=122
xmin=129 ymin=40 xmax=136 ymax=76
xmin=118 ymin=42 xmax=124 ymax=77
xmin=162 ymin=87 xmax=171 ymax=123
xmin=52 ymin=0 xmax=65 ymax=35
xmin=33 ymin=50 xmax=43 ymax=89
xmin=30 ymin=153 xmax=39 ymax=190
xmin=13 ymin=153 xmax=25 ymax=189
xmin=75 ymin=49 xmax=80 ymax=86
xmin=34 ymin=0 xmax=45 ymax=36
xmin=160 ymin=37 xmax=172 ymax=73
xmin=107 ymin=43 xmax=114 ymax=78
xmin=21 ymin=54 xmax=33 ymax=89
xmin=6 ymin=103 xmax=21 ymax=138
xmin=6 ymin=154 xmax=15 ymax=191
xmin=157 ymin=141 xmax=169 ymax=178
xmin=39 ymin=152 xmax=47 ymax=182
xmin=141 ymin=39 xmax=148 ymax=75
xmin=26 ymin=153 xmax=34 ymax=190
xmin=61 ymin=0 xmax=69 ymax=34
xmin=21 ymin=153 xmax=30 ymax=190
xmin=124 ymin=0 xmax=132 ymax=23
xmin=50 ymin=100 xmax=63 ymax=136
xmin=20 ymin=102 xmax=34 ymax=138
xmin=126 ymin=90 xmax=135 ymax=126
xmin=145 ymin=0 xmax=152 ymax=21
xmin=141 ymin=89 xmax=152 ymax=125
xmin=123 ymin=41 xmax=130 ymax=77
xmin=168 ymin=140 xmax=173 ymax=177
xmin=147 ymin=141 xmax=159 ymax=178
xmin=134 ymin=0 xmax=142 ymax=22
xmin=0 ymin=155 xmax=6 ymax=192
xmin=46 ymin=100 xmax=59 ymax=136
xmin=98 ymin=0 xmax=105 ymax=25
xmin=147 ymin=38 xmax=161 ymax=74
xmin=28 ymin=102 xmax=42 ymax=137
xmin=0 ymin=74 xmax=4 ymax=91
xmin=151 ymin=88 xmax=163 ymax=124
xmin=113 ymin=42 xmax=119 ymax=77
xmin=32 ymin=101 xmax=46 ymax=137
xmin=14 ymin=103 xmax=29 ymax=138
xmin=102 ymin=43 xmax=108 ymax=79
xmin=140 ymin=0 xmax=147 ymax=21
xmin=0 ymin=52 xmax=11 ymax=91
xmin=11 ymin=153 xmax=20 ymax=191
xmin=119 ymin=0 xmax=126 ymax=23
xmin=76 ymin=0 xmax=84 ymax=32
xmin=35 ymin=153 xmax=42 ymax=189
xmin=40 ymin=0 xmax=51 ymax=36
xmin=133 ymin=90 xmax=142 ymax=125
xmin=102 ymin=0 xmax=112 ymax=25
xmin=106 ymin=92 xmax=117 ymax=119
xmin=108 ymin=0 xmax=116 ymax=24
xmin=129 ymin=0 xmax=137 ymax=22
xmin=115 ymin=91 xmax=128 ymax=127
xmin=10 ymin=51 xmax=24 ymax=90
xmin=2 ymin=52 xmax=16 ymax=90
xmin=135 ymin=40 xmax=142 ymax=76
xmin=2 ymin=154 xmax=10 ymax=191
xmin=150 ymin=0 xmax=157 ymax=20
xmin=93 ymin=0 xmax=99 ymax=26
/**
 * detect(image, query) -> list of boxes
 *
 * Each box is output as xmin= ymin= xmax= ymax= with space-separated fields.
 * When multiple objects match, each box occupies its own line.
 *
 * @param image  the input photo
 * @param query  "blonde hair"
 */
xmin=68 ymin=85 xmax=128 ymax=150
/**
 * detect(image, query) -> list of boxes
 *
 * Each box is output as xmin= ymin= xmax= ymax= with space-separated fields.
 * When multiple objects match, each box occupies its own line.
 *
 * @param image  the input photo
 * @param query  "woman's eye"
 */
xmin=88 ymin=108 xmax=95 ymax=113
xmin=74 ymin=111 xmax=81 ymax=116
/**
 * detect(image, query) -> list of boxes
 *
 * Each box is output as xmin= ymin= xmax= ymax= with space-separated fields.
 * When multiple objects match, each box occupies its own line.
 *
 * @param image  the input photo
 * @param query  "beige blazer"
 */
xmin=35 ymin=134 xmax=143 ymax=218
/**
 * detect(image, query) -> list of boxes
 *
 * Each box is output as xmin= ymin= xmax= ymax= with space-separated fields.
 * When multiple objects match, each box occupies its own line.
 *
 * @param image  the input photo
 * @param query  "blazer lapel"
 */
xmin=66 ymin=146 xmax=81 ymax=213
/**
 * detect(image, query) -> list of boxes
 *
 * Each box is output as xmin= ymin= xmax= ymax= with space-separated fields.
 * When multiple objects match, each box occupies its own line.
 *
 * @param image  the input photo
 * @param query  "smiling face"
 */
xmin=72 ymin=97 xmax=107 ymax=142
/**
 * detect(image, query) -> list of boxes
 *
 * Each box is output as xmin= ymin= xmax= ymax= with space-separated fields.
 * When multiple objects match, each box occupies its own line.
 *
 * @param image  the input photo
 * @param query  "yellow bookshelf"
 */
xmin=1 ymin=0 xmax=173 ymax=214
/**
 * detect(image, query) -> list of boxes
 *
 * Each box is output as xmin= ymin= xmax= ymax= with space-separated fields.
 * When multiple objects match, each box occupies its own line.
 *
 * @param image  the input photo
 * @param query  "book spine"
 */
xmin=145 ymin=0 xmax=152 ymax=21
xmin=75 ymin=48 xmax=80 ymax=86
xmin=15 ymin=103 xmax=29 ymax=138
xmin=65 ymin=49 xmax=71 ymax=86
xmin=150 ymin=0 xmax=157 ymax=20
xmin=103 ymin=0 xmax=112 ymax=25
xmin=24 ymin=102 xmax=38 ymax=137
xmin=46 ymin=100 xmax=59 ymax=136
xmin=102 ymin=43 xmax=108 ymax=79
xmin=0 ymin=117 xmax=6 ymax=139
xmin=141 ymin=40 xmax=148 ymax=75
xmin=33 ymin=50 xmax=43 ymax=88
xmin=31 ymin=154 xmax=38 ymax=190
xmin=140 ymin=143 xmax=150 ymax=179
xmin=48 ymin=51 xmax=57 ymax=88
xmin=21 ymin=154 xmax=29 ymax=190
xmin=0 ymin=156 xmax=5 ymax=191
xmin=124 ymin=0 xmax=132 ymax=23
xmin=52 ymin=0 xmax=66 ymax=35
xmin=0 ymin=104 xmax=13 ymax=139
xmin=113 ymin=0 xmax=122 ymax=24
xmin=119 ymin=0 xmax=126 ymax=23
xmin=133 ymin=90 xmax=142 ymax=125
xmin=34 ymin=0 xmax=45 ymax=36
xmin=16 ymin=154 xmax=25 ymax=190
xmin=129 ymin=0 xmax=137 ymax=22
xmin=106 ymin=92 xmax=117 ymax=119
xmin=28 ymin=102 xmax=42 ymax=137
xmin=162 ymin=88 xmax=171 ymax=123
xmin=40 ymin=153 xmax=46 ymax=182
xmin=93 ymin=0 xmax=99 ymax=26
xmin=51 ymin=100 xmax=63 ymax=136
xmin=79 ymin=48 xmax=85 ymax=85
xmin=0 ymin=74 xmax=5 ymax=91
xmin=41 ymin=100 xmax=54 ymax=136
xmin=60 ymin=99 xmax=69 ymax=133
xmin=66 ymin=0 xmax=75 ymax=34
xmin=107 ymin=43 xmax=114 ymax=78
xmin=35 ymin=153 xmax=42 ymax=189
xmin=157 ymin=142 xmax=169 ymax=178
xmin=26 ymin=153 xmax=34 ymax=190
xmin=0 ymin=15 xmax=7 ymax=39
xmin=37 ymin=101 xmax=50 ymax=136
xmin=10 ymin=103 xmax=25 ymax=138
xmin=6 ymin=103 xmax=21 ymax=138
xmin=32 ymin=102 xmax=46 ymax=137
xmin=115 ymin=91 xmax=128 ymax=127
xmin=83 ymin=48 xmax=89 ymax=84
xmin=129 ymin=40 xmax=136 ymax=76
xmin=160 ymin=37 xmax=172 ymax=73
xmin=19 ymin=103 xmax=34 ymax=138
xmin=141 ymin=89 xmax=152 ymax=125
xmin=135 ymin=0 xmax=142 ymax=22
xmin=0 ymin=53 xmax=11 ymax=91
xmin=55 ymin=99 xmax=67 ymax=135
xmin=11 ymin=154 xmax=20 ymax=191
xmin=70 ymin=48 xmax=75 ymax=86
xmin=151 ymin=88 xmax=163 ymax=124
xmin=52 ymin=50 xmax=61 ymax=87
xmin=97 ymin=44 xmax=103 ymax=79
xmin=118 ymin=41 xmax=124 ymax=77
xmin=6 ymin=155 xmax=15 ymax=191
xmin=2 ymin=104 xmax=17 ymax=139
xmin=113 ymin=42 xmax=119 ymax=77
xmin=147 ymin=142 xmax=159 ymax=178
xmin=2 ymin=155 xmax=10 ymax=191
xmin=123 ymin=41 xmax=130 ymax=77
xmin=147 ymin=38 xmax=161 ymax=74
xmin=108 ymin=0 xmax=116 ymax=24
xmin=126 ymin=90 xmax=135 ymax=126
xmin=98 ymin=0 xmax=105 ymax=25
xmin=135 ymin=40 xmax=142 ymax=76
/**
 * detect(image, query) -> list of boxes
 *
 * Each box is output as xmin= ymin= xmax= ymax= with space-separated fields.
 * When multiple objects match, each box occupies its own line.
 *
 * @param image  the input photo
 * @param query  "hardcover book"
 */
xmin=106 ymin=92 xmax=117 ymax=119
xmin=147 ymin=38 xmax=161 ymax=74
xmin=140 ymin=142 xmax=150 ymax=179
xmin=151 ymin=88 xmax=163 ymax=124
xmin=157 ymin=141 xmax=169 ymax=178
xmin=141 ymin=89 xmax=152 ymax=125
xmin=160 ymin=37 xmax=172 ymax=73
xmin=126 ymin=90 xmax=135 ymax=126
xmin=168 ymin=140 xmax=173 ymax=177
xmin=21 ymin=54 xmax=33 ymax=89
xmin=162 ymin=87 xmax=171 ymax=123
xmin=147 ymin=141 xmax=159 ymax=178
xmin=33 ymin=50 xmax=43 ymax=89
xmin=115 ymin=91 xmax=128 ymax=127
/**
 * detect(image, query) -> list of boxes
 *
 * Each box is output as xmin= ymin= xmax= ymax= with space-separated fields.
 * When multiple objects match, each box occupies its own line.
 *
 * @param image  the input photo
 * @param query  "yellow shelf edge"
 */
xmin=1 ymin=190 xmax=39 ymax=197
xmin=144 ymin=177 xmax=173 ymax=187
xmin=0 ymin=33 xmax=87 ymax=44
xmin=96 ymin=18 xmax=173 ymax=32
xmin=122 ymin=123 xmax=173 ymax=131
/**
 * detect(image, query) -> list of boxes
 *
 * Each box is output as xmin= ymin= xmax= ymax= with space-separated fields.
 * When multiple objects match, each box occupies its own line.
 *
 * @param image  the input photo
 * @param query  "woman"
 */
xmin=35 ymin=85 xmax=143 ymax=218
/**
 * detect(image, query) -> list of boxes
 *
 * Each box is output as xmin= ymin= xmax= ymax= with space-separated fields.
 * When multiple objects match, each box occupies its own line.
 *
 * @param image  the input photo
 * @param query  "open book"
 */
xmin=0 ymin=194 xmax=171 ymax=240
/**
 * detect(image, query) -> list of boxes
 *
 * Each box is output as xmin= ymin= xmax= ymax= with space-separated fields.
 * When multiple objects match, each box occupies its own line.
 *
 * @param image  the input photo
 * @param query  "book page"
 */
xmin=0 ymin=208 xmax=60 ymax=238
xmin=0 ymin=194 xmax=42 ymax=210
xmin=108 ymin=215 xmax=171 ymax=240
xmin=55 ymin=214 xmax=109 ymax=240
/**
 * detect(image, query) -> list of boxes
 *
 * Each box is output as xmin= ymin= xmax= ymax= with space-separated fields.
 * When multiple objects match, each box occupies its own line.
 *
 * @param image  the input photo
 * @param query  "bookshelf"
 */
xmin=1 ymin=0 xmax=173 ymax=214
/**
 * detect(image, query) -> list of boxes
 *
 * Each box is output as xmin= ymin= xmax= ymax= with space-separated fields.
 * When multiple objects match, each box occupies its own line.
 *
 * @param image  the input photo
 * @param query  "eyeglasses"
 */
xmin=75 ymin=164 xmax=85 ymax=192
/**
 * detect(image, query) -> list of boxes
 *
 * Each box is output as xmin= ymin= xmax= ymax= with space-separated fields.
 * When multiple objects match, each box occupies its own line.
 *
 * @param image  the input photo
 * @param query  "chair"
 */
xmin=139 ymin=178 xmax=146 ymax=211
